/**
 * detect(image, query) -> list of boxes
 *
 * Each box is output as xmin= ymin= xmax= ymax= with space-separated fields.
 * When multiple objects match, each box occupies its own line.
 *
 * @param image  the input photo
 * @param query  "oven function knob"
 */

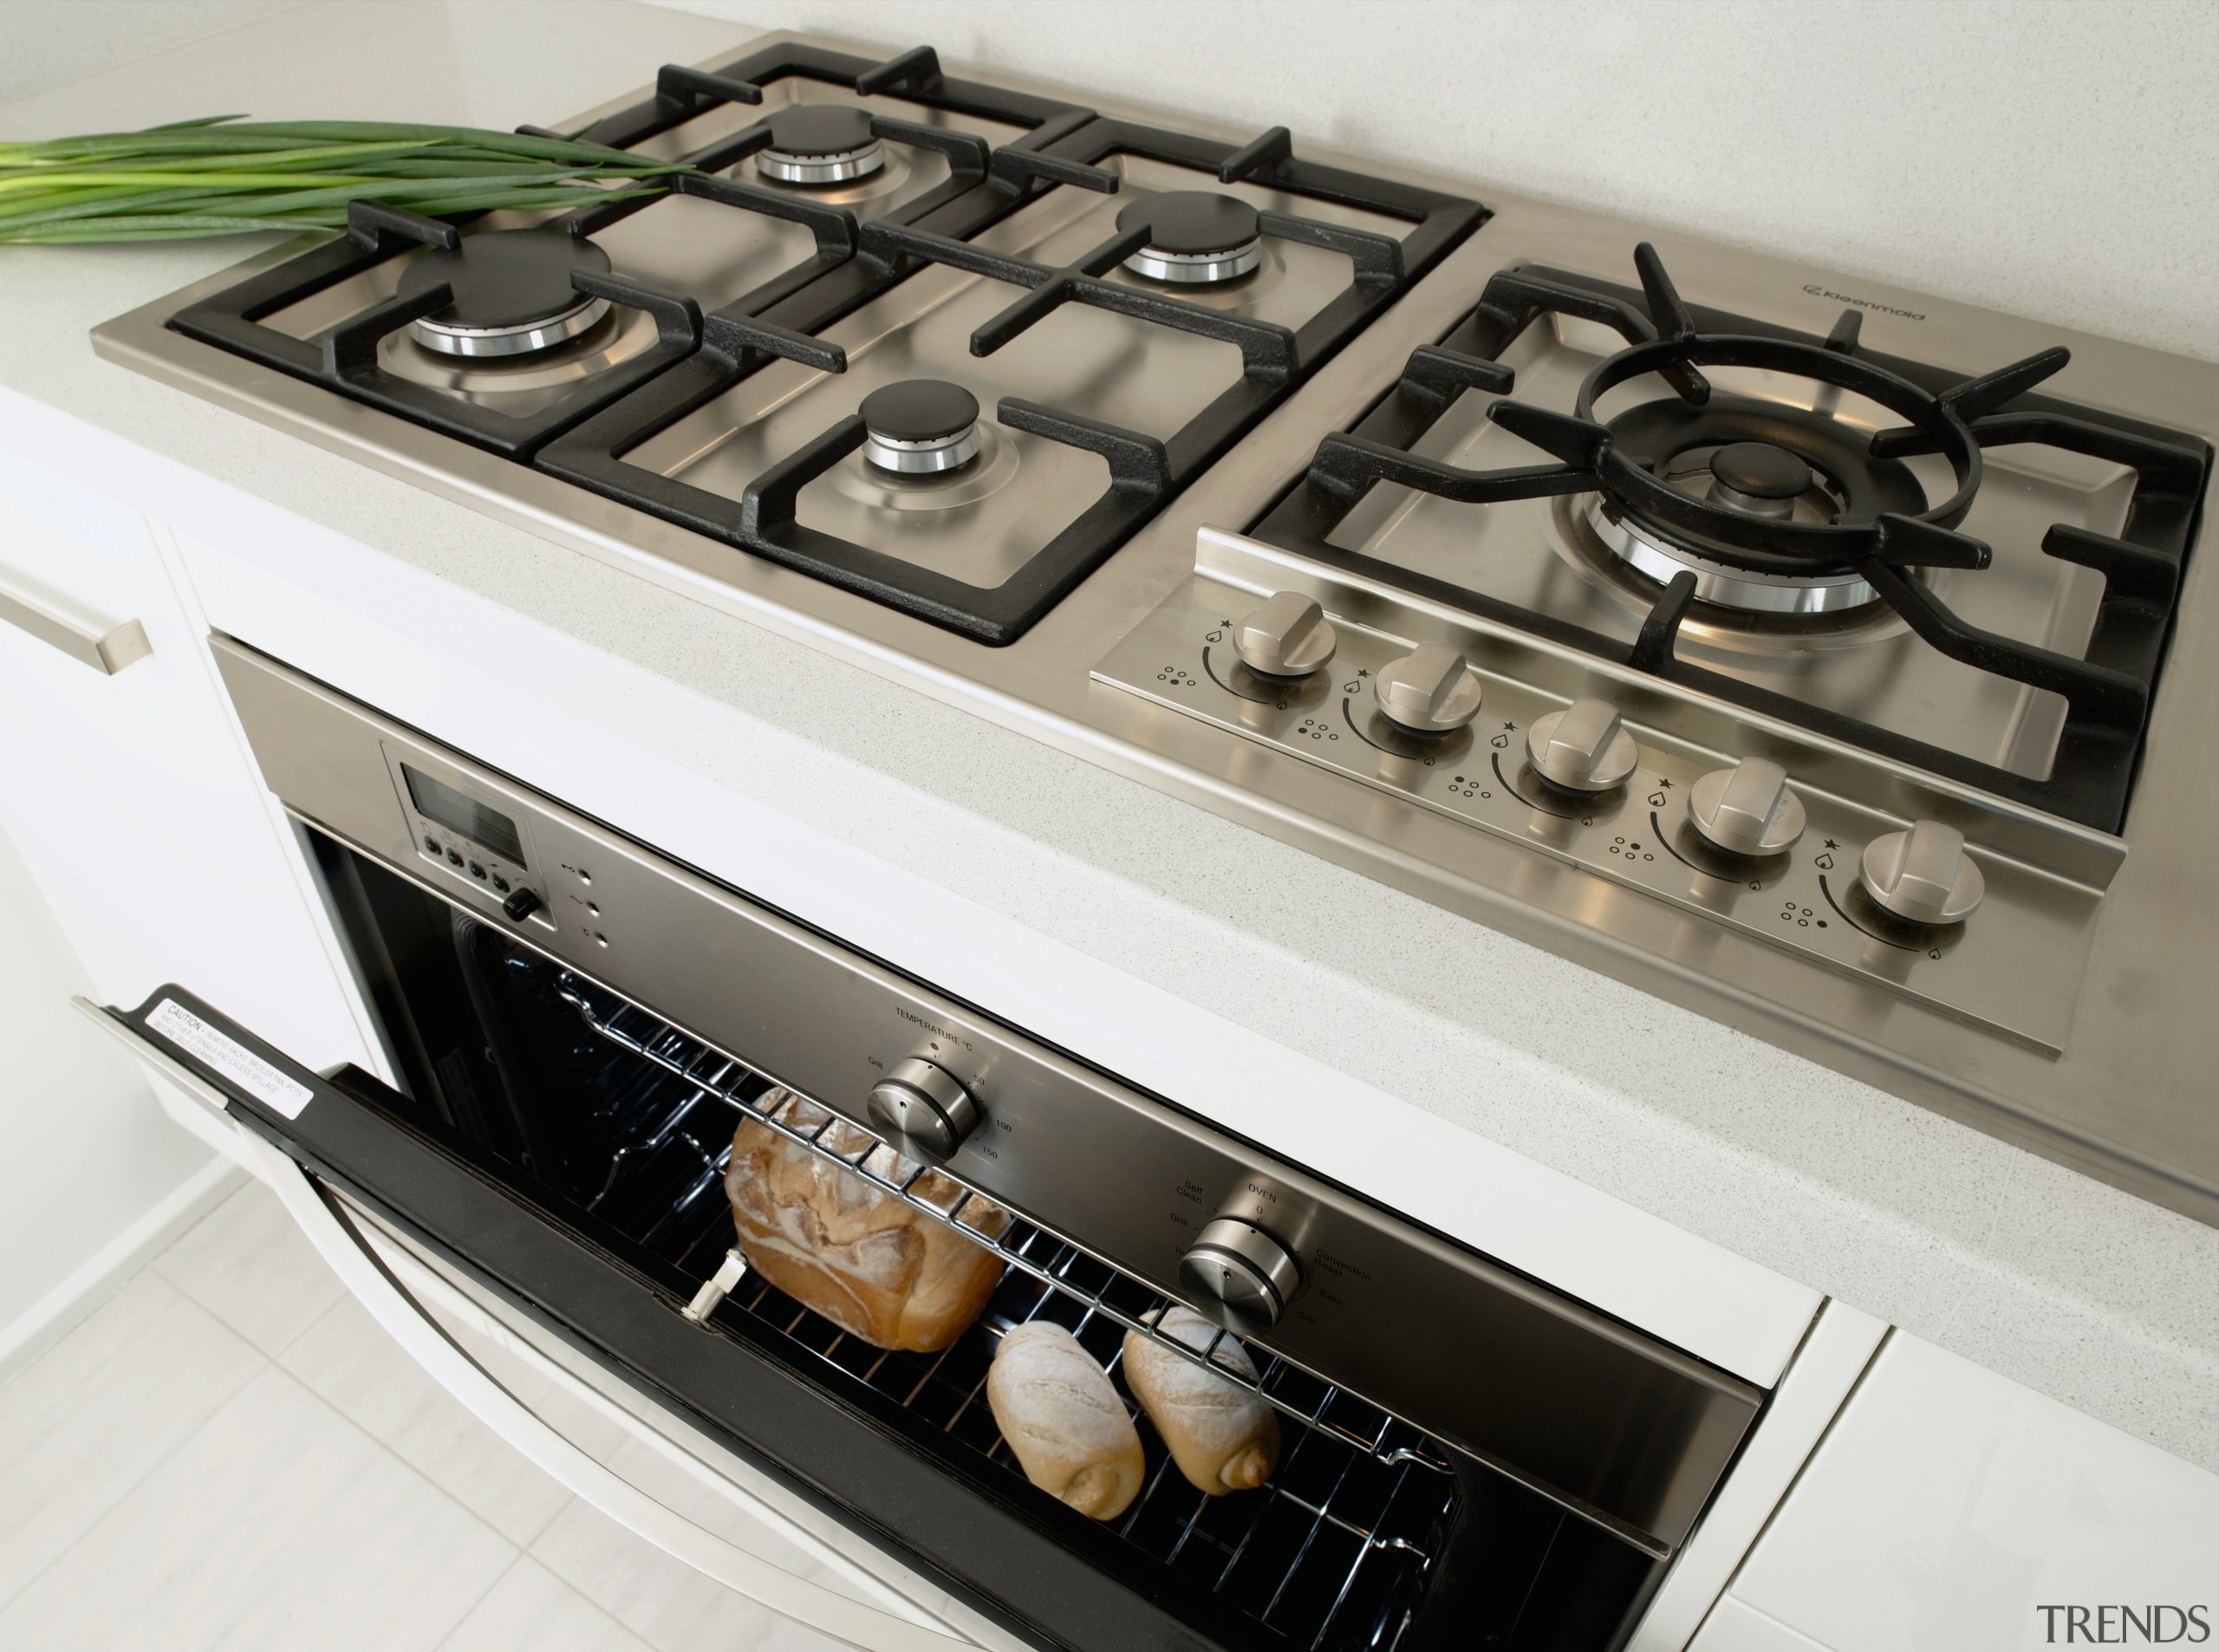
xmin=1526 ymin=696 xmax=1640 ymax=793
xmin=1232 ymin=591 xmax=1337 ymax=678
xmin=1859 ymin=820 xmax=1985 ymax=926
xmin=1372 ymin=642 xmax=1483 ymax=734
xmin=867 ymin=1057 xmax=980 ymax=1161
xmin=1179 ymin=1217 xmax=1302 ymax=1329
xmin=500 ymin=888 xmax=541 ymax=922
xmin=1688 ymin=758 xmax=1806 ymax=856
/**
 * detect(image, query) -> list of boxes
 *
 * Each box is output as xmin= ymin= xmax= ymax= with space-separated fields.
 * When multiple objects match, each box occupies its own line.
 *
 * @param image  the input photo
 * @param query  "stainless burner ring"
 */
xmin=756 ymin=140 xmax=886 ymax=185
xmin=862 ymin=426 xmax=983 ymax=474
xmin=409 ymin=295 xmax=611 ymax=359
xmin=1123 ymin=241 xmax=1263 ymax=284
xmin=1591 ymin=500 xmax=1879 ymax=615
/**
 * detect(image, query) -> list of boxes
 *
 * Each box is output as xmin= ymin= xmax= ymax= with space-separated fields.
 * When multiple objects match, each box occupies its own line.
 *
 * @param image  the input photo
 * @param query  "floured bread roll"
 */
xmin=987 ymin=1323 xmax=1146 ymax=1520
xmin=724 ymin=1093 xmax=1006 ymax=1352
xmin=1123 ymin=1307 xmax=1279 ymax=1494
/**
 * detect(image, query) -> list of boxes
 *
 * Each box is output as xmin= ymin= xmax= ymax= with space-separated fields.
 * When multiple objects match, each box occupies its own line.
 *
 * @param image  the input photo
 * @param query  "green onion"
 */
xmin=0 ymin=116 xmax=692 ymax=243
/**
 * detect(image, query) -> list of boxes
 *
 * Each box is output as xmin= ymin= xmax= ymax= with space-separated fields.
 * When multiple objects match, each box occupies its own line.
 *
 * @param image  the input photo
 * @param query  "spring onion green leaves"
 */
xmin=0 ymin=118 xmax=692 ymax=243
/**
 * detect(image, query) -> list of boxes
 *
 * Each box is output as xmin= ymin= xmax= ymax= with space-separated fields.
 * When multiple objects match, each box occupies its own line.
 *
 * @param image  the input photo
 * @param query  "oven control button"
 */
xmin=867 ymin=1057 xmax=979 ymax=1161
xmin=1373 ymin=642 xmax=1483 ymax=734
xmin=1527 ymin=697 xmax=1639 ymax=792
xmin=500 ymin=888 xmax=541 ymax=922
xmin=1233 ymin=591 xmax=1336 ymax=678
xmin=1179 ymin=1217 xmax=1301 ymax=1328
xmin=1859 ymin=820 xmax=1984 ymax=925
xmin=1688 ymin=758 xmax=1806 ymax=856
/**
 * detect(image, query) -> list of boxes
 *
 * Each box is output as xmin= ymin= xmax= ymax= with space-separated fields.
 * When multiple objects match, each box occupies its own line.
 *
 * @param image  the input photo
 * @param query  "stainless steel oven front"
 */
xmin=84 ymin=634 xmax=1770 ymax=1652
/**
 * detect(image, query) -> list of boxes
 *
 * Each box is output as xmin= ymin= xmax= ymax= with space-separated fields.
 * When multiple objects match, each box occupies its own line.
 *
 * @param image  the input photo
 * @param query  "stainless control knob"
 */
xmin=1178 ymin=1217 xmax=1301 ymax=1329
xmin=1233 ymin=591 xmax=1336 ymax=678
xmin=1688 ymin=758 xmax=1806 ymax=856
xmin=866 ymin=1058 xmax=979 ymax=1161
xmin=1526 ymin=696 xmax=1640 ymax=792
xmin=1373 ymin=642 xmax=1483 ymax=734
xmin=1859 ymin=820 xmax=1985 ymax=925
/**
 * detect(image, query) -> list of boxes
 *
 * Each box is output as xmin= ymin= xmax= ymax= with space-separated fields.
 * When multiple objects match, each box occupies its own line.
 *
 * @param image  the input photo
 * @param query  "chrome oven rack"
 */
xmin=554 ymin=973 xmax=1467 ymax=1649
xmin=556 ymin=974 xmax=1457 ymax=1478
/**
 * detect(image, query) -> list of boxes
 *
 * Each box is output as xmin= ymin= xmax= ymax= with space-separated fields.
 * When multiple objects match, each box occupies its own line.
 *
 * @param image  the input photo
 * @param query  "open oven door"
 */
xmin=75 ymin=985 xmax=1056 ymax=1652
xmin=76 ymin=966 xmax=1669 ymax=1652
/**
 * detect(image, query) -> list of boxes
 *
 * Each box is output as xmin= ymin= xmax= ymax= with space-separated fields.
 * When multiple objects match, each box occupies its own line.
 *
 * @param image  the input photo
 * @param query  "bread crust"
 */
xmin=1123 ymin=1308 xmax=1280 ymax=1495
xmin=724 ymin=1096 xmax=1005 ymax=1352
xmin=986 ymin=1323 xmax=1145 ymax=1520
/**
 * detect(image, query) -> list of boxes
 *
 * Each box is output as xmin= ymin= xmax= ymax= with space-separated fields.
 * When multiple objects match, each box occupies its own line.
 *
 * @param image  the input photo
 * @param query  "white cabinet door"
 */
xmin=1697 ymin=1331 xmax=2217 ymax=1652
xmin=0 ymin=447 xmax=368 ymax=1069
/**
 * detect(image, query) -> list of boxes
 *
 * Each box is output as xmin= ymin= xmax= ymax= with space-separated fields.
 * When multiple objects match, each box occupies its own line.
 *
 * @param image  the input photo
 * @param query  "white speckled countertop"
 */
xmin=1 ymin=2 xmax=2211 ymax=1468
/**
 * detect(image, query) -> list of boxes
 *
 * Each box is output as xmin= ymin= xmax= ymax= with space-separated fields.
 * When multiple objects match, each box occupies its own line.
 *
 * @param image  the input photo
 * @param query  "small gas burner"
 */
xmin=754 ymin=104 xmax=885 ymax=185
xmin=1116 ymin=192 xmax=1262 ymax=284
xmin=397 ymin=228 xmax=615 ymax=359
xmin=860 ymin=380 xmax=982 ymax=473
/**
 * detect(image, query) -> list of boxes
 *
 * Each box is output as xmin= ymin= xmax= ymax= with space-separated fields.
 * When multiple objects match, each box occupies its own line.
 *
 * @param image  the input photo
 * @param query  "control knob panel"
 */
xmin=867 ymin=1057 xmax=980 ymax=1161
xmin=1687 ymin=758 xmax=1806 ymax=856
xmin=1233 ymin=591 xmax=1336 ymax=678
xmin=1094 ymin=563 xmax=2098 ymax=1052
xmin=1373 ymin=642 xmax=1484 ymax=734
xmin=1860 ymin=820 xmax=1985 ymax=925
xmin=1179 ymin=1215 xmax=1302 ymax=1329
xmin=1526 ymin=696 xmax=1640 ymax=793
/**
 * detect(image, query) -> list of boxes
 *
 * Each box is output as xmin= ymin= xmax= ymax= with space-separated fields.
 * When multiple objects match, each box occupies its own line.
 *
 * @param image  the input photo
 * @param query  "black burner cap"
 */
xmin=1710 ymin=441 xmax=1812 ymax=500
xmin=1116 ymin=191 xmax=1260 ymax=256
xmin=764 ymin=104 xmax=876 ymax=157
xmin=861 ymin=380 xmax=979 ymax=443
xmin=396 ymin=227 xmax=610 ymax=328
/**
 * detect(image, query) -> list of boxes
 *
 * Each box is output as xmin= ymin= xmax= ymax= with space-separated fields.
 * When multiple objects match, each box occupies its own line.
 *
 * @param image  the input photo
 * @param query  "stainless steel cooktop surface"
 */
xmin=91 ymin=33 xmax=2219 ymax=1224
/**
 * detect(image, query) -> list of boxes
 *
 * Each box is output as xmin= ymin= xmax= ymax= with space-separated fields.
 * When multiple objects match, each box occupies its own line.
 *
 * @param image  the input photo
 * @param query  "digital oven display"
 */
xmin=401 ymin=763 xmax=525 ymax=866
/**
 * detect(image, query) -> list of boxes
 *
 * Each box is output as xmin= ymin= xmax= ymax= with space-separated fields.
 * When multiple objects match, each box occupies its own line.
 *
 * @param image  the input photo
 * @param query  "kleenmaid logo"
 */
xmin=1802 ymin=281 xmax=1926 ymax=322
xmin=2037 ymin=1603 xmax=2211 ymax=1643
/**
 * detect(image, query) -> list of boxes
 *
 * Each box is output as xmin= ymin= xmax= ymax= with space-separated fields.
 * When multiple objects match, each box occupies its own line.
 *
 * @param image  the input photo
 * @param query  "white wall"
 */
xmin=0 ymin=1 xmax=295 ymax=109
xmin=1 ymin=0 xmax=2208 ymax=357
xmin=673 ymin=0 xmax=2219 ymax=362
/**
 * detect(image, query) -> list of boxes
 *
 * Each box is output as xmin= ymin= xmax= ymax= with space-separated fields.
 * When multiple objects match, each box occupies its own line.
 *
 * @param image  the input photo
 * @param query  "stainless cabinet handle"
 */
xmin=0 ymin=569 xmax=151 ymax=673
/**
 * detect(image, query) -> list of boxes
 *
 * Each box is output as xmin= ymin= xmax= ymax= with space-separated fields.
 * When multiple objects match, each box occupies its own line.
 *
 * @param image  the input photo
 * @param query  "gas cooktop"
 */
xmin=93 ymin=34 xmax=2218 ymax=1223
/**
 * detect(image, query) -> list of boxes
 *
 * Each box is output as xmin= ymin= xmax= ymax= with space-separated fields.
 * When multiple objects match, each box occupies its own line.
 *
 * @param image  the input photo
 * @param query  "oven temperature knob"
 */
xmin=1688 ymin=758 xmax=1806 ymax=856
xmin=1373 ymin=642 xmax=1483 ymax=734
xmin=1527 ymin=697 xmax=1640 ymax=792
xmin=867 ymin=1058 xmax=980 ymax=1161
xmin=1859 ymin=820 xmax=1985 ymax=925
xmin=1233 ymin=591 xmax=1336 ymax=678
xmin=1179 ymin=1217 xmax=1302 ymax=1328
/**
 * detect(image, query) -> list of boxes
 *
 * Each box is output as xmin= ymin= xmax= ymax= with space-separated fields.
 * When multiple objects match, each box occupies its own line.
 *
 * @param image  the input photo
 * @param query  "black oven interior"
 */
xmin=310 ymin=829 xmax=1660 ymax=1651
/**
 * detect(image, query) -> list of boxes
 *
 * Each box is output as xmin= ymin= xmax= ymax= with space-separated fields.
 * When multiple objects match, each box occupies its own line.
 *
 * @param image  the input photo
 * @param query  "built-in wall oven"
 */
xmin=86 ymin=636 xmax=1776 ymax=1652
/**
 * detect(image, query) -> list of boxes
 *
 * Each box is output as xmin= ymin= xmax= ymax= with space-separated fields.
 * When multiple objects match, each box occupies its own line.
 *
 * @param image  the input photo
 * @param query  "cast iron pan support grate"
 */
xmin=540 ymin=121 xmax=1477 ymax=646
xmin=175 ymin=199 xmax=702 ymax=459
xmin=1266 ymin=242 xmax=2209 ymax=833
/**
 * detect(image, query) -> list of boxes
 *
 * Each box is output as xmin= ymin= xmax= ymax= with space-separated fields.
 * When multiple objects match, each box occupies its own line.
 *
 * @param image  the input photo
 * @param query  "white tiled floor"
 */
xmin=0 ymin=1179 xmax=843 ymax=1651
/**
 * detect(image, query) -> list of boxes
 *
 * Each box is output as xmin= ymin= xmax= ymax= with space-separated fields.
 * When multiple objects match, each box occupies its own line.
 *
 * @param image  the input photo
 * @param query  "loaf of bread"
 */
xmin=986 ymin=1323 xmax=1146 ymax=1520
xmin=1123 ymin=1307 xmax=1279 ymax=1495
xmin=724 ymin=1093 xmax=1006 ymax=1353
